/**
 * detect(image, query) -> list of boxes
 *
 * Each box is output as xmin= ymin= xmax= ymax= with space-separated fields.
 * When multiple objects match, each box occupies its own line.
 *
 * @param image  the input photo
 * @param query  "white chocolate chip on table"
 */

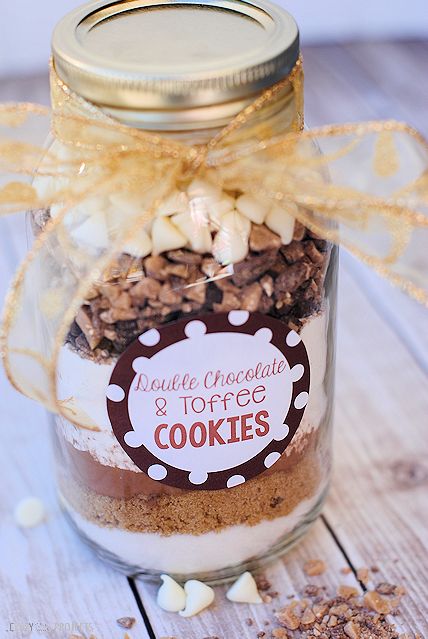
xmin=179 ymin=580 xmax=215 ymax=617
xmin=226 ymin=571 xmax=263 ymax=604
xmin=157 ymin=574 xmax=186 ymax=613
xmin=14 ymin=497 xmax=46 ymax=528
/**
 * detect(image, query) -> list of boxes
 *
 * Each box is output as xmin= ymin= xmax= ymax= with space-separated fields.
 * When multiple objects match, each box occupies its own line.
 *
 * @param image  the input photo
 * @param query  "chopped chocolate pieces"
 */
xmin=275 ymin=262 xmax=313 ymax=295
xmin=281 ymin=241 xmax=306 ymax=264
xmin=304 ymin=240 xmax=325 ymax=265
xmin=303 ymin=559 xmax=327 ymax=577
xmin=64 ymin=221 xmax=330 ymax=361
xmin=231 ymin=250 xmax=278 ymax=287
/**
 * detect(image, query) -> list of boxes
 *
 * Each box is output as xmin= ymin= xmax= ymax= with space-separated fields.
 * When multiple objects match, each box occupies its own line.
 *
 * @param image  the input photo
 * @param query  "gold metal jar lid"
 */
xmin=52 ymin=0 xmax=299 ymax=113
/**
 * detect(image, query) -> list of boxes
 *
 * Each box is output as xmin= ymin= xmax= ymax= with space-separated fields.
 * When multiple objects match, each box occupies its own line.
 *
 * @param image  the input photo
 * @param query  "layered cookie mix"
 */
xmin=34 ymin=177 xmax=335 ymax=577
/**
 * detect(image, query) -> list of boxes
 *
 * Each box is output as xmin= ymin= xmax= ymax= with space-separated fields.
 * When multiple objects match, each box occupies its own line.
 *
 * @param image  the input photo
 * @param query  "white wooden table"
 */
xmin=1 ymin=41 xmax=427 ymax=639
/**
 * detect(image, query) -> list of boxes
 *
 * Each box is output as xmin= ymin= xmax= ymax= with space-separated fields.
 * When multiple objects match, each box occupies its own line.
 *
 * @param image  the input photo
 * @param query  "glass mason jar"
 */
xmin=32 ymin=0 xmax=337 ymax=581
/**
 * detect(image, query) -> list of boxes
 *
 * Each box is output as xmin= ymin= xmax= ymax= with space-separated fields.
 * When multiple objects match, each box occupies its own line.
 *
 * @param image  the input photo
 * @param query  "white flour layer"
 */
xmin=56 ymin=310 xmax=329 ymax=471
xmin=64 ymin=493 xmax=320 ymax=574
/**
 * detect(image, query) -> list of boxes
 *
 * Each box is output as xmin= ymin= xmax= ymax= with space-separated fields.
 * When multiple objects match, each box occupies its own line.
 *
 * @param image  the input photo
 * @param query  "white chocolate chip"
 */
xmin=109 ymin=193 xmax=149 ymax=218
xmin=67 ymin=199 xmax=111 ymax=252
xmin=151 ymin=216 xmax=187 ymax=255
xmin=179 ymin=580 xmax=215 ymax=618
xmin=226 ymin=572 xmax=263 ymax=604
xmin=208 ymin=196 xmax=235 ymax=229
xmin=212 ymin=210 xmax=250 ymax=265
xmin=122 ymin=227 xmax=152 ymax=257
xmin=265 ymin=203 xmax=296 ymax=245
xmin=236 ymin=194 xmax=270 ymax=225
xmin=187 ymin=178 xmax=222 ymax=202
xmin=33 ymin=175 xmax=70 ymax=206
xmin=14 ymin=497 xmax=46 ymax=528
xmin=157 ymin=190 xmax=189 ymax=217
xmin=157 ymin=574 xmax=186 ymax=613
xmin=172 ymin=211 xmax=212 ymax=254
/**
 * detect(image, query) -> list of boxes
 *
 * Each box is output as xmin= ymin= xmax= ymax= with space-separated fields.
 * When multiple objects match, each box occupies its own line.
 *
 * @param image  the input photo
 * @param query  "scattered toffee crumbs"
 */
xmin=116 ymin=616 xmax=136 ymax=629
xmin=268 ymin=580 xmax=410 ymax=639
xmin=303 ymin=559 xmax=327 ymax=577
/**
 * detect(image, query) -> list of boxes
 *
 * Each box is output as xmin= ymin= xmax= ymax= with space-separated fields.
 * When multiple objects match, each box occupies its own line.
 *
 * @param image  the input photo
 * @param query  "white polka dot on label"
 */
xmin=254 ymin=327 xmax=273 ymax=342
xmin=290 ymin=364 xmax=304 ymax=382
xmin=264 ymin=452 xmax=281 ymax=468
xmin=226 ymin=475 xmax=246 ymax=488
xmin=185 ymin=320 xmax=207 ymax=338
xmin=148 ymin=464 xmax=168 ymax=481
xmin=189 ymin=471 xmax=208 ymax=485
xmin=139 ymin=329 xmax=161 ymax=346
xmin=106 ymin=384 xmax=125 ymax=402
xmin=124 ymin=430 xmax=146 ymax=448
xmin=228 ymin=310 xmax=250 ymax=326
xmin=286 ymin=330 xmax=301 ymax=347
xmin=273 ymin=424 xmax=290 ymax=441
xmin=294 ymin=391 xmax=309 ymax=410
xmin=132 ymin=356 xmax=149 ymax=373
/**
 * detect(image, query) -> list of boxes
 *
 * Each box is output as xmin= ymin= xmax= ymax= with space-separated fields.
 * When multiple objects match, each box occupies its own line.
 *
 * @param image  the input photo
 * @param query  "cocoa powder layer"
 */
xmin=57 ymin=445 xmax=326 ymax=535
xmin=54 ymin=427 xmax=321 ymax=499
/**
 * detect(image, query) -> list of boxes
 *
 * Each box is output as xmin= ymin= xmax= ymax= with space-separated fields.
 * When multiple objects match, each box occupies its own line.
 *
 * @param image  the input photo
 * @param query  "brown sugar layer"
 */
xmin=57 ymin=444 xmax=326 ymax=535
xmin=54 ymin=427 xmax=322 ymax=500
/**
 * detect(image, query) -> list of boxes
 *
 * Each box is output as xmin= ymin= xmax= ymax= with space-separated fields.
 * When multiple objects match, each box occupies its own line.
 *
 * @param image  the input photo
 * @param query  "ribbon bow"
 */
xmin=0 ymin=58 xmax=427 ymax=428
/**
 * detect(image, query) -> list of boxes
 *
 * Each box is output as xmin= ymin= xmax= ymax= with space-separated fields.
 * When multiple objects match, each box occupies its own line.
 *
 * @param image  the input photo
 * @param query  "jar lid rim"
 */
xmin=52 ymin=0 xmax=299 ymax=111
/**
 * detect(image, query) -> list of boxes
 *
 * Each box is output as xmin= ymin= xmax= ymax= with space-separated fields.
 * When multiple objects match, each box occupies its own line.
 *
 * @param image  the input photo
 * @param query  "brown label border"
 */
xmin=106 ymin=311 xmax=310 ymax=491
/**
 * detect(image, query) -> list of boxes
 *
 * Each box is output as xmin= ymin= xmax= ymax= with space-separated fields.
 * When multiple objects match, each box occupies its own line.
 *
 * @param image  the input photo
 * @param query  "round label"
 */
xmin=106 ymin=311 xmax=310 ymax=491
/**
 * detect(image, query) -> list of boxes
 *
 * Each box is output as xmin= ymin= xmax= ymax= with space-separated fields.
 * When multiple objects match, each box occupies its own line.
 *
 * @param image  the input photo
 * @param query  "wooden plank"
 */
xmin=136 ymin=519 xmax=362 ymax=639
xmin=303 ymin=41 xmax=428 ymax=367
xmin=0 ymin=220 xmax=150 ymax=639
xmin=323 ymin=263 xmax=428 ymax=635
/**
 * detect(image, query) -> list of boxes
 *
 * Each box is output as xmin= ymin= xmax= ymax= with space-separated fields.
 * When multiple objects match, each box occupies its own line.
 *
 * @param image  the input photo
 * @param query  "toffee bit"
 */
xmin=304 ymin=559 xmax=327 ymax=577
xmin=116 ymin=617 xmax=136 ymax=629
xmin=357 ymin=568 xmax=370 ymax=585
xmin=338 ymin=585 xmax=359 ymax=599
xmin=364 ymin=591 xmax=393 ymax=615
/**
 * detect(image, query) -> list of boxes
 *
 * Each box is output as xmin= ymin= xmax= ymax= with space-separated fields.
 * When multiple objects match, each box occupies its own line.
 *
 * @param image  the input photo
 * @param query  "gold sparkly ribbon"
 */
xmin=0 ymin=57 xmax=427 ymax=429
